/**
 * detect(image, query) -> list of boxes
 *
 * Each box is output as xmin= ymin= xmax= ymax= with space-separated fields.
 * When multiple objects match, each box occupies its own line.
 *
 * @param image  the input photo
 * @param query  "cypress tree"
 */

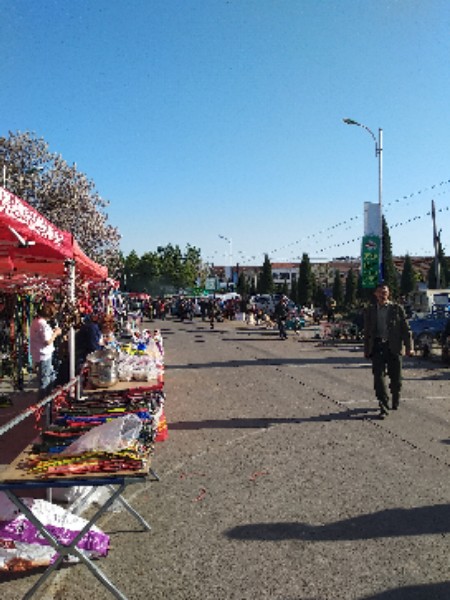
xmin=344 ymin=268 xmax=358 ymax=308
xmin=400 ymin=254 xmax=416 ymax=297
xmin=290 ymin=279 xmax=298 ymax=304
xmin=259 ymin=254 xmax=274 ymax=294
xmin=237 ymin=271 xmax=248 ymax=296
xmin=382 ymin=216 xmax=399 ymax=297
xmin=332 ymin=270 xmax=344 ymax=309
xmin=298 ymin=253 xmax=314 ymax=306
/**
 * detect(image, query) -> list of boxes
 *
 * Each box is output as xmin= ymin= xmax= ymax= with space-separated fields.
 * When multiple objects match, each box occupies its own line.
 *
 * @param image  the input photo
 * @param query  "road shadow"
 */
xmin=360 ymin=581 xmax=450 ymax=599
xmin=225 ymin=503 xmax=450 ymax=542
xmin=403 ymin=369 xmax=450 ymax=382
xmin=169 ymin=408 xmax=379 ymax=431
xmin=167 ymin=355 xmax=370 ymax=370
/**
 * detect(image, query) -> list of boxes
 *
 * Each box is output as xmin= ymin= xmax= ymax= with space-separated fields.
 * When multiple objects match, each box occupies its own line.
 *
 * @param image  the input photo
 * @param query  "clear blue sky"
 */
xmin=2 ymin=0 xmax=449 ymax=265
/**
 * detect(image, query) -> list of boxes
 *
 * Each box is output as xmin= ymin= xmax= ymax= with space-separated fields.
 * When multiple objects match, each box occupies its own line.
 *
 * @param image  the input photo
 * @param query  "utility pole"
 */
xmin=432 ymin=199 xmax=441 ymax=288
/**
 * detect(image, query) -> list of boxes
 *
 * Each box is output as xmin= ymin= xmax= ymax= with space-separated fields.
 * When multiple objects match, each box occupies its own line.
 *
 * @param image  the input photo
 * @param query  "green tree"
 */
xmin=313 ymin=284 xmax=327 ymax=309
xmin=137 ymin=252 xmax=161 ymax=292
xmin=332 ymin=270 xmax=344 ymax=309
xmin=290 ymin=279 xmax=298 ymax=304
xmin=123 ymin=243 xmax=202 ymax=295
xmin=182 ymin=245 xmax=203 ymax=290
xmin=237 ymin=271 xmax=248 ymax=296
xmin=298 ymin=253 xmax=314 ymax=306
xmin=258 ymin=254 xmax=274 ymax=294
xmin=156 ymin=243 xmax=202 ymax=292
xmin=123 ymin=250 xmax=141 ymax=291
xmin=344 ymin=268 xmax=358 ymax=308
xmin=400 ymin=254 xmax=416 ymax=297
xmin=382 ymin=216 xmax=398 ymax=297
xmin=0 ymin=131 xmax=121 ymax=273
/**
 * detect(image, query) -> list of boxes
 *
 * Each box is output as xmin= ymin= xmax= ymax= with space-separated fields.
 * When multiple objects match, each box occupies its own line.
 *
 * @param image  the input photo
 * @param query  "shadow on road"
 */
xmin=225 ymin=503 xmax=450 ymax=542
xmin=167 ymin=355 xmax=371 ymax=370
xmin=359 ymin=581 xmax=450 ymax=600
xmin=169 ymin=408 xmax=379 ymax=431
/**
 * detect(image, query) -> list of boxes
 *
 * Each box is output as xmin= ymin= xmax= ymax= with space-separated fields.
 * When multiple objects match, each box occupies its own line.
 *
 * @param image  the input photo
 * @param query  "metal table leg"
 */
xmin=4 ymin=482 xmax=136 ymax=600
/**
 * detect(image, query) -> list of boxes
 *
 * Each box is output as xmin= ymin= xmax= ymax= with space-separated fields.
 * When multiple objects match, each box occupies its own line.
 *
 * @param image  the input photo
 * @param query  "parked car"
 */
xmin=409 ymin=312 xmax=449 ymax=357
xmin=250 ymin=295 xmax=298 ymax=318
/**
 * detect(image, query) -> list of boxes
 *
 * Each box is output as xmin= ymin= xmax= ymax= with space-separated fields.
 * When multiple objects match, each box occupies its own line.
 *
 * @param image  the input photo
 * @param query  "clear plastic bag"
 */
xmin=60 ymin=414 xmax=142 ymax=456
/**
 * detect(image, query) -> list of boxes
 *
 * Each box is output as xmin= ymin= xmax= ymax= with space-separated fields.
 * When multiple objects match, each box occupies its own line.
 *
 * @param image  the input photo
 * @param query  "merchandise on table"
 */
xmin=86 ymin=329 xmax=164 ymax=387
xmin=86 ymin=348 xmax=119 ymax=388
xmin=26 ymin=386 xmax=166 ymax=478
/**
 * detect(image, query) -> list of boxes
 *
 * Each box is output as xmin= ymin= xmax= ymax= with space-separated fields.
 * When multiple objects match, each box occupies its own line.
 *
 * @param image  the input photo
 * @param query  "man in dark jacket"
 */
xmin=364 ymin=284 xmax=414 ymax=419
xmin=75 ymin=314 xmax=103 ymax=374
xmin=275 ymin=297 xmax=289 ymax=340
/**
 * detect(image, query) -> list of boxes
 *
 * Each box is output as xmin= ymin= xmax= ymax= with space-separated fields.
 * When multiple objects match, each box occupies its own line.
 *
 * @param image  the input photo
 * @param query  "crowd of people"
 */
xmin=26 ymin=285 xmax=426 ymax=422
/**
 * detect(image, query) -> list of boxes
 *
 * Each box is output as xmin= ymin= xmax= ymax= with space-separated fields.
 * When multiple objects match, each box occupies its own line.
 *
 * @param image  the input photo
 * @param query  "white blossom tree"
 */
xmin=0 ymin=131 xmax=121 ymax=274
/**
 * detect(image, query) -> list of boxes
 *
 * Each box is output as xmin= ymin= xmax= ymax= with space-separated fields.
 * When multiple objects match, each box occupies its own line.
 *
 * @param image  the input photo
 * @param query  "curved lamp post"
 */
xmin=343 ymin=117 xmax=383 ymax=282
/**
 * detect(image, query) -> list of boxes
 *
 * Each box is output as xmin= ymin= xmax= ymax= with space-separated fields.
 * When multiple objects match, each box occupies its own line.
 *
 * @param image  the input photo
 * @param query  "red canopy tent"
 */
xmin=0 ymin=187 xmax=109 ymax=379
xmin=0 ymin=187 xmax=107 ymax=285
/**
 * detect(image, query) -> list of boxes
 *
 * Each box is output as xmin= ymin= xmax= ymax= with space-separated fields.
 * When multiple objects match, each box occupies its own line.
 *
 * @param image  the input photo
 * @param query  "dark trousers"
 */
xmin=278 ymin=319 xmax=287 ymax=339
xmin=371 ymin=339 xmax=402 ymax=406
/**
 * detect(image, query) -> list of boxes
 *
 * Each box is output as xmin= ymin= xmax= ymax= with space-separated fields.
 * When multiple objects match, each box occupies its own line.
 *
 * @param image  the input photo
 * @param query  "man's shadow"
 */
xmin=225 ymin=503 xmax=450 ymax=542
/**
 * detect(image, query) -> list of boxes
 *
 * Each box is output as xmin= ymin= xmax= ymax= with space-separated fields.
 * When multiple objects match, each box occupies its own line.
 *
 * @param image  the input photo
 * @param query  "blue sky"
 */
xmin=2 ymin=0 xmax=449 ymax=265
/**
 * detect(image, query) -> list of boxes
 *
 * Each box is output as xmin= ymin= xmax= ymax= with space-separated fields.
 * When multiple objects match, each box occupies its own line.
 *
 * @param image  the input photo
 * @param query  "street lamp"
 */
xmin=218 ymin=234 xmax=233 ymax=266
xmin=343 ymin=117 xmax=383 ymax=282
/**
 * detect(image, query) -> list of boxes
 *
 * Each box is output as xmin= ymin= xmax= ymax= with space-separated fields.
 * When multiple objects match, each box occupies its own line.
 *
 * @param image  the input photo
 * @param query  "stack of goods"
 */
xmin=25 ymin=386 xmax=166 ymax=478
xmin=116 ymin=329 xmax=164 ymax=383
xmin=0 ymin=325 xmax=168 ymax=575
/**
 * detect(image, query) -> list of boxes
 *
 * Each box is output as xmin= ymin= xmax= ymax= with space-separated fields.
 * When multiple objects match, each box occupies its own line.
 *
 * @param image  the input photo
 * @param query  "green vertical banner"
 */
xmin=361 ymin=235 xmax=381 ymax=288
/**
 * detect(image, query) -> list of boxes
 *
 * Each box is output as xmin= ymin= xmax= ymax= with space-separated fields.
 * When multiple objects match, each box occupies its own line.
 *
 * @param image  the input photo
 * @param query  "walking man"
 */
xmin=364 ymin=284 xmax=414 ymax=419
xmin=275 ymin=296 xmax=289 ymax=340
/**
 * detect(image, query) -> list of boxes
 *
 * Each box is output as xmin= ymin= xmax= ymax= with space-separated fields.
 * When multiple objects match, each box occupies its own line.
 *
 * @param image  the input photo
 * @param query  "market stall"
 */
xmin=0 ymin=186 xmax=108 ymax=385
xmin=0 ymin=188 xmax=170 ymax=598
xmin=0 ymin=354 xmax=165 ymax=598
xmin=0 ymin=186 xmax=107 ymax=284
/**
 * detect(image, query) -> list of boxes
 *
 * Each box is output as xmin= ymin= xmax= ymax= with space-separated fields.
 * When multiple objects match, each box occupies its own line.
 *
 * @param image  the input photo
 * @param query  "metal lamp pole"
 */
xmin=343 ymin=118 xmax=383 ymax=282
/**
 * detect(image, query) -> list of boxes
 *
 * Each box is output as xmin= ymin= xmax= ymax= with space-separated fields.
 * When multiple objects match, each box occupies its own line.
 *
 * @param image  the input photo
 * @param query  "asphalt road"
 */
xmin=3 ymin=317 xmax=450 ymax=600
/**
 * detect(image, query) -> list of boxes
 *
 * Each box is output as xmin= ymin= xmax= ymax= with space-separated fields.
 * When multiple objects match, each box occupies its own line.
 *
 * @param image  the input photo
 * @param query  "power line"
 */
xmin=269 ymin=178 xmax=450 ymax=258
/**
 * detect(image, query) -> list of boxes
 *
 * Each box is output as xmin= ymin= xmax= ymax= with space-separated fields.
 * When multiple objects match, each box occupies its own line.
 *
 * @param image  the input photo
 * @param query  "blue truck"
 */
xmin=409 ymin=311 xmax=449 ymax=357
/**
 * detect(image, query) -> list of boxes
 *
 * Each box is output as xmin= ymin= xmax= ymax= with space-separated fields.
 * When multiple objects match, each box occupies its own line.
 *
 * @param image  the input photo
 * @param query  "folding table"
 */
xmin=0 ymin=448 xmax=159 ymax=600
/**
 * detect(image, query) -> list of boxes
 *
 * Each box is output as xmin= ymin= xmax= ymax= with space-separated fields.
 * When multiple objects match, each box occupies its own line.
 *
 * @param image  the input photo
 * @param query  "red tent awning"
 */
xmin=72 ymin=239 xmax=108 ymax=281
xmin=0 ymin=187 xmax=108 ymax=287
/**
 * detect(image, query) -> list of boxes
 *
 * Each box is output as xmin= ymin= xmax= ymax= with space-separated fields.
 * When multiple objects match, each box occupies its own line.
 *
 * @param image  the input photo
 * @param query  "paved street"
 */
xmin=3 ymin=317 xmax=450 ymax=600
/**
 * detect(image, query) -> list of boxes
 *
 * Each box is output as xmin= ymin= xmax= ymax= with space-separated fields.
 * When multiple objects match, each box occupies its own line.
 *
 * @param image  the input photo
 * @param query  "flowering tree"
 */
xmin=0 ymin=131 xmax=121 ymax=274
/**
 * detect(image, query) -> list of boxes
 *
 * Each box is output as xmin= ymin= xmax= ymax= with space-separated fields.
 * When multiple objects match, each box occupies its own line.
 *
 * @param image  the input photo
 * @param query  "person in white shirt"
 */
xmin=30 ymin=303 xmax=62 ymax=399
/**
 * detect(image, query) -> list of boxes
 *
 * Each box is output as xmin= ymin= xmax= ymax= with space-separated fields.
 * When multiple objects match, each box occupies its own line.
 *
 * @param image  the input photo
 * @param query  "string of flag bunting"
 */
xmin=268 ymin=178 xmax=450 ymax=260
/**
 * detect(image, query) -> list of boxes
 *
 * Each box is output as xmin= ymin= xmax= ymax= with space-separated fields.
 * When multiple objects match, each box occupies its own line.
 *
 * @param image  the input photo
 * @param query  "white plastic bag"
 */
xmin=60 ymin=414 xmax=142 ymax=456
xmin=0 ymin=492 xmax=110 ymax=572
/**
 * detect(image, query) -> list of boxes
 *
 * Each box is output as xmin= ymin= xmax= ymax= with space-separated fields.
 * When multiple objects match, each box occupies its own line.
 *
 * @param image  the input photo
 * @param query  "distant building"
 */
xmin=208 ymin=256 xmax=434 ymax=294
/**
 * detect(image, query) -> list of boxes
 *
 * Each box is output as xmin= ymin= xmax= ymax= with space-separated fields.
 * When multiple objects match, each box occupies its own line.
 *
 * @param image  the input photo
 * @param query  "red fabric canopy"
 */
xmin=72 ymin=239 xmax=108 ymax=281
xmin=0 ymin=187 xmax=108 ymax=287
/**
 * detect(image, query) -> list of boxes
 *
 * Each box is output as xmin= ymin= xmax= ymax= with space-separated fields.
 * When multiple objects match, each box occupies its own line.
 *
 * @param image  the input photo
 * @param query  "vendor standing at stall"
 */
xmin=75 ymin=313 xmax=103 ymax=374
xmin=30 ymin=302 xmax=62 ymax=399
